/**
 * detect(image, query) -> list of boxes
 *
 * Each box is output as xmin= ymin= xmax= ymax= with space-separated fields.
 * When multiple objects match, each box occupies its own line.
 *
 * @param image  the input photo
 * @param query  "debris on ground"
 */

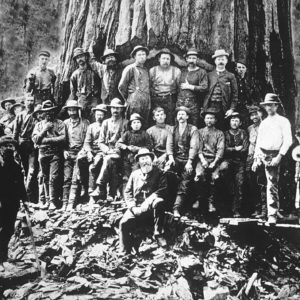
xmin=1 ymin=200 xmax=300 ymax=300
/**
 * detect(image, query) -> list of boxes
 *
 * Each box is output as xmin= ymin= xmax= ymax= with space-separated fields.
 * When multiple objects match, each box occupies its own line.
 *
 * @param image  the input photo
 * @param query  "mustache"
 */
xmin=140 ymin=162 xmax=152 ymax=167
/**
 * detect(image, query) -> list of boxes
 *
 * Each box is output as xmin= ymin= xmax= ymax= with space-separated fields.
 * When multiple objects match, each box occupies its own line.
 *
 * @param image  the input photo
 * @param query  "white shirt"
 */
xmin=254 ymin=113 xmax=292 ymax=157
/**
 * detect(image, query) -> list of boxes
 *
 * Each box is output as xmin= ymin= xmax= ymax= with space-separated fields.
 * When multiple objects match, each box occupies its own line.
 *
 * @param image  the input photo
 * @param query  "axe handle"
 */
xmin=296 ymin=181 xmax=300 ymax=209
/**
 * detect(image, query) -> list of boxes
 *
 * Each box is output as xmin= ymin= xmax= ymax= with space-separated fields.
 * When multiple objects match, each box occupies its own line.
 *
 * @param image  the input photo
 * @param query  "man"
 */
xmin=203 ymin=49 xmax=238 ymax=128
xmin=219 ymin=112 xmax=249 ymax=217
xmin=166 ymin=106 xmax=199 ymax=218
xmin=177 ymin=48 xmax=208 ymax=127
xmin=32 ymin=100 xmax=66 ymax=209
xmin=89 ymin=46 xmax=123 ymax=105
xmin=147 ymin=106 xmax=173 ymax=169
xmin=246 ymin=105 xmax=266 ymax=218
xmin=149 ymin=48 xmax=181 ymax=125
xmin=77 ymin=104 xmax=107 ymax=195
xmin=70 ymin=47 xmax=101 ymax=120
xmin=62 ymin=100 xmax=89 ymax=210
xmin=13 ymin=94 xmax=38 ymax=202
xmin=0 ymin=136 xmax=27 ymax=272
xmin=194 ymin=108 xmax=225 ymax=213
xmin=235 ymin=59 xmax=258 ymax=127
xmin=24 ymin=50 xmax=56 ymax=105
xmin=252 ymin=93 xmax=292 ymax=224
xmin=119 ymin=148 xmax=167 ymax=255
xmin=0 ymin=98 xmax=16 ymax=130
xmin=90 ymin=98 xmax=127 ymax=200
xmin=119 ymin=45 xmax=151 ymax=127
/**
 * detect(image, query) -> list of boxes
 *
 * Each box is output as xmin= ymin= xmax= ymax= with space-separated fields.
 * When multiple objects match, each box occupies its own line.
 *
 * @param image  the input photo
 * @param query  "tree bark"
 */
xmin=58 ymin=0 xmax=297 ymax=123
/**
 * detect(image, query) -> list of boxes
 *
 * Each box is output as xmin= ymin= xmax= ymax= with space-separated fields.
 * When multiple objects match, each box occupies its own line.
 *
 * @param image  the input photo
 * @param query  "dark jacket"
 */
xmin=203 ymin=70 xmax=238 ymax=112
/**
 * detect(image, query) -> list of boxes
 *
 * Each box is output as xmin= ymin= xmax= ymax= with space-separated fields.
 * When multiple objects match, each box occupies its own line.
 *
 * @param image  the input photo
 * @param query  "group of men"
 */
xmin=0 ymin=44 xmax=294 ymax=261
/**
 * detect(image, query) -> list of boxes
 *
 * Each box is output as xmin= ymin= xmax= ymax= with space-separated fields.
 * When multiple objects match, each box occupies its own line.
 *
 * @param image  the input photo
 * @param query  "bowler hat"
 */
xmin=63 ymin=100 xmax=82 ymax=110
xmin=73 ymin=47 xmax=89 ymax=61
xmin=228 ymin=112 xmax=242 ymax=120
xmin=92 ymin=104 xmax=108 ymax=113
xmin=260 ymin=93 xmax=281 ymax=105
xmin=135 ymin=148 xmax=155 ymax=162
xmin=212 ymin=49 xmax=229 ymax=59
xmin=175 ymin=106 xmax=191 ymax=115
xmin=130 ymin=45 xmax=149 ymax=58
xmin=39 ymin=50 xmax=51 ymax=58
xmin=236 ymin=58 xmax=247 ymax=67
xmin=0 ymin=135 xmax=18 ymax=147
xmin=201 ymin=107 xmax=219 ymax=118
xmin=184 ymin=48 xmax=199 ymax=58
xmin=40 ymin=100 xmax=57 ymax=112
xmin=108 ymin=98 xmax=126 ymax=108
xmin=1 ymin=98 xmax=16 ymax=110
xmin=101 ymin=49 xmax=119 ymax=62
xmin=129 ymin=113 xmax=143 ymax=124
xmin=155 ymin=48 xmax=175 ymax=62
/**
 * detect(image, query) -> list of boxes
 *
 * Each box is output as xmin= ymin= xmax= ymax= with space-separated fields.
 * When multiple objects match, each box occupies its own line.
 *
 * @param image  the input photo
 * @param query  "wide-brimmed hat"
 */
xmin=40 ymin=100 xmax=58 ymax=112
xmin=32 ymin=104 xmax=43 ymax=117
xmin=129 ymin=113 xmax=143 ymax=124
xmin=39 ymin=50 xmax=50 ymax=57
xmin=73 ymin=47 xmax=90 ymax=61
xmin=63 ymin=100 xmax=82 ymax=110
xmin=108 ymin=98 xmax=126 ymax=108
xmin=212 ymin=49 xmax=229 ymax=59
xmin=184 ymin=48 xmax=199 ymax=58
xmin=155 ymin=48 xmax=175 ymax=62
xmin=201 ymin=107 xmax=219 ymax=118
xmin=10 ymin=102 xmax=24 ymax=114
xmin=247 ymin=105 xmax=263 ymax=115
xmin=228 ymin=112 xmax=242 ymax=121
xmin=130 ymin=45 xmax=149 ymax=58
xmin=101 ymin=49 xmax=119 ymax=62
xmin=1 ymin=98 xmax=16 ymax=110
xmin=135 ymin=148 xmax=155 ymax=162
xmin=92 ymin=104 xmax=108 ymax=113
xmin=0 ymin=135 xmax=18 ymax=147
xmin=260 ymin=93 xmax=281 ymax=105
xmin=175 ymin=106 xmax=191 ymax=115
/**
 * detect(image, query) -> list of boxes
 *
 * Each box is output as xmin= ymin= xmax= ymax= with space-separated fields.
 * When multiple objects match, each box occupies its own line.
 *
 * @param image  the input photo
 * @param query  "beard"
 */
xmin=188 ymin=62 xmax=196 ymax=68
xmin=140 ymin=162 xmax=153 ymax=174
xmin=2 ymin=149 xmax=14 ymax=163
xmin=106 ymin=60 xmax=117 ymax=69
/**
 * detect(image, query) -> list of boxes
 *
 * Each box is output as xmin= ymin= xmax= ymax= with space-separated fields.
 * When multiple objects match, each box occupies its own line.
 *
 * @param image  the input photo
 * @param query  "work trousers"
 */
xmin=152 ymin=94 xmax=177 ymax=125
xmin=39 ymin=153 xmax=63 ymax=207
xmin=119 ymin=196 xmax=164 ymax=253
xmin=77 ymin=94 xmax=99 ymax=122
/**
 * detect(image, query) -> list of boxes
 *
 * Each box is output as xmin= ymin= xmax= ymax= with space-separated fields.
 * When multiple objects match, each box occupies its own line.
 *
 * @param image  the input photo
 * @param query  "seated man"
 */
xmin=77 ymin=104 xmax=107 ymax=195
xmin=219 ymin=112 xmax=249 ymax=217
xmin=119 ymin=148 xmax=167 ymax=255
xmin=194 ymin=108 xmax=225 ymax=213
xmin=165 ymin=106 xmax=199 ymax=218
xmin=117 ymin=113 xmax=153 ymax=190
xmin=147 ymin=106 xmax=173 ymax=169
xmin=90 ymin=98 xmax=127 ymax=200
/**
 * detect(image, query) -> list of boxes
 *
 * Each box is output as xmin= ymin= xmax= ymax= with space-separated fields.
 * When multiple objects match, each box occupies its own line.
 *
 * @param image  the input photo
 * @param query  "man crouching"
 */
xmin=119 ymin=148 xmax=167 ymax=255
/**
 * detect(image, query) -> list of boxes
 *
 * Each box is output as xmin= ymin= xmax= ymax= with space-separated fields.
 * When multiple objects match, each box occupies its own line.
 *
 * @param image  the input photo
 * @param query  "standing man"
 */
xmin=203 ymin=49 xmax=238 ymax=128
xmin=149 ymin=48 xmax=181 ymax=125
xmin=77 ymin=104 xmax=107 ymax=195
xmin=0 ymin=98 xmax=16 ymax=129
xmin=13 ymin=94 xmax=39 ymax=203
xmin=252 ymin=94 xmax=292 ymax=224
xmin=165 ymin=106 xmax=199 ymax=218
xmin=119 ymin=45 xmax=151 ymax=126
xmin=177 ymin=48 xmax=208 ymax=127
xmin=89 ymin=46 xmax=123 ymax=105
xmin=90 ymin=98 xmax=127 ymax=200
xmin=0 ymin=136 xmax=27 ymax=271
xmin=62 ymin=100 xmax=89 ymax=210
xmin=70 ymin=47 xmax=101 ymax=120
xmin=32 ymin=100 xmax=66 ymax=209
xmin=119 ymin=148 xmax=167 ymax=255
xmin=24 ymin=50 xmax=56 ymax=105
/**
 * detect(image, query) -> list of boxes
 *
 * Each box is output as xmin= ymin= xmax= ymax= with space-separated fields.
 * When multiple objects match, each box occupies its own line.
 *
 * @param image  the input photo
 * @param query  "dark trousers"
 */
xmin=219 ymin=159 xmax=245 ymax=214
xmin=39 ymin=153 xmax=63 ymax=206
xmin=152 ymin=94 xmax=177 ymax=125
xmin=34 ymin=89 xmax=54 ymax=106
xmin=0 ymin=202 xmax=19 ymax=263
xmin=119 ymin=196 xmax=164 ymax=253
xmin=77 ymin=94 xmax=99 ymax=122
xmin=172 ymin=158 xmax=194 ymax=212
xmin=19 ymin=141 xmax=39 ymax=203
xmin=96 ymin=154 xmax=120 ymax=198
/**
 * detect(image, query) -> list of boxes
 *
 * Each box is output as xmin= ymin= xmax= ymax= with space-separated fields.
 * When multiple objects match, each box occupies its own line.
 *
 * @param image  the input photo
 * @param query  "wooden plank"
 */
xmin=220 ymin=218 xmax=259 ymax=226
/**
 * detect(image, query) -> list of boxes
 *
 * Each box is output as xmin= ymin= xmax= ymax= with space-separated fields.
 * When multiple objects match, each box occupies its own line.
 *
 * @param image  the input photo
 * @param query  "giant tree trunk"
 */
xmin=58 ymin=0 xmax=297 ymax=124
